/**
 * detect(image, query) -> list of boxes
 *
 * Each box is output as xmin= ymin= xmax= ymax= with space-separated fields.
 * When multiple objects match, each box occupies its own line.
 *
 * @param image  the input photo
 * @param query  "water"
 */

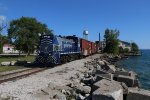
xmin=117 ymin=50 xmax=150 ymax=90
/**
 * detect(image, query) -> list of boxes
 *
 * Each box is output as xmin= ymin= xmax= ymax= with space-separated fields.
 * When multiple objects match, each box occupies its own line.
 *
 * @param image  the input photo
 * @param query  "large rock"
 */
xmin=34 ymin=87 xmax=66 ymax=100
xmin=129 ymin=71 xmax=137 ymax=78
xmin=81 ymin=77 xmax=95 ymax=85
xmin=120 ymin=82 xmax=128 ymax=94
xmin=95 ymin=64 xmax=101 ymax=70
xmin=96 ymin=73 xmax=114 ymax=80
xmin=127 ymin=88 xmax=150 ymax=100
xmin=95 ymin=69 xmax=108 ymax=75
xmin=1 ymin=61 xmax=11 ymax=66
xmin=77 ymin=94 xmax=86 ymax=100
xmin=116 ymin=75 xmax=139 ymax=87
xmin=97 ymin=60 xmax=105 ymax=66
xmin=11 ymin=61 xmax=17 ymax=66
xmin=92 ymin=79 xmax=123 ymax=100
xmin=86 ymin=65 xmax=94 ymax=70
xmin=115 ymin=71 xmax=137 ymax=78
xmin=75 ymin=85 xmax=91 ymax=94
xmin=77 ymin=93 xmax=91 ymax=100
xmin=115 ymin=71 xmax=130 ymax=76
xmin=107 ymin=65 xmax=117 ymax=73
xmin=48 ymin=83 xmax=72 ymax=91
xmin=103 ymin=60 xmax=110 ymax=65
xmin=54 ymin=93 xmax=66 ymax=100
xmin=97 ymin=64 xmax=116 ymax=73
xmin=94 ymin=75 xmax=112 ymax=83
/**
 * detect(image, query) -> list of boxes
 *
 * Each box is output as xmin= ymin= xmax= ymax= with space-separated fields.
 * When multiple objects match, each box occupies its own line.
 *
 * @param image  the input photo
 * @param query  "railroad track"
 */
xmin=0 ymin=68 xmax=47 ymax=84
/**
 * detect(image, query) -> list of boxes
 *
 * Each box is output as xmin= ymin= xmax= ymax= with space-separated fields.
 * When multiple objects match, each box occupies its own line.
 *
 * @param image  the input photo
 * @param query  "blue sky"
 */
xmin=0 ymin=0 xmax=150 ymax=49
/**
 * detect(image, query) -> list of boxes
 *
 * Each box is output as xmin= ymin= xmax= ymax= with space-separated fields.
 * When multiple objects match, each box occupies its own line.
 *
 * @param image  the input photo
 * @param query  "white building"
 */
xmin=3 ymin=44 xmax=19 ymax=53
xmin=119 ymin=41 xmax=131 ymax=51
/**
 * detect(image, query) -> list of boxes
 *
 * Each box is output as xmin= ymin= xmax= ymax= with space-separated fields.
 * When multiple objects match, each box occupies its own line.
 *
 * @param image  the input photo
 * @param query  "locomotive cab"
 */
xmin=36 ymin=35 xmax=60 ymax=65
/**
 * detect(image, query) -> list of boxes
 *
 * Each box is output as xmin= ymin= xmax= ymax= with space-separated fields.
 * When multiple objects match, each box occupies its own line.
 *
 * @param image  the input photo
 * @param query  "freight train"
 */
xmin=35 ymin=34 xmax=98 ymax=65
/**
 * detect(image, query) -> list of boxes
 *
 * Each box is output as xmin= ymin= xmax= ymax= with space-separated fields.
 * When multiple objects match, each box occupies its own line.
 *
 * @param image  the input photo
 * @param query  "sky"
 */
xmin=0 ymin=0 xmax=150 ymax=49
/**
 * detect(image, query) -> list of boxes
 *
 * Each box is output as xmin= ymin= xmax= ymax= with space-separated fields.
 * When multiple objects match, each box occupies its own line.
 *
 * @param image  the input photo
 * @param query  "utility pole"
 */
xmin=99 ymin=32 xmax=101 ymax=50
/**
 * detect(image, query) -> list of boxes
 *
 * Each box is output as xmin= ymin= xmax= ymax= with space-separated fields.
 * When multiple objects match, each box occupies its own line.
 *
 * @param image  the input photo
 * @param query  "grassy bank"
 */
xmin=0 ymin=66 xmax=24 ymax=72
xmin=0 ymin=56 xmax=35 ymax=72
xmin=0 ymin=56 xmax=35 ymax=62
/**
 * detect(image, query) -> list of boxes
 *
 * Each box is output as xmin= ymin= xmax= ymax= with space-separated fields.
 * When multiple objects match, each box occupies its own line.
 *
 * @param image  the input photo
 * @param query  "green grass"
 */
xmin=0 ymin=66 xmax=24 ymax=72
xmin=0 ymin=56 xmax=35 ymax=62
xmin=0 ymin=56 xmax=35 ymax=72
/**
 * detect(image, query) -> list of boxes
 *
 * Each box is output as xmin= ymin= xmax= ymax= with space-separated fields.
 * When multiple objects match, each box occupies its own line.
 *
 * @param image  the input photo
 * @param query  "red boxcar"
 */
xmin=91 ymin=42 xmax=97 ymax=54
xmin=80 ymin=39 xmax=92 ymax=56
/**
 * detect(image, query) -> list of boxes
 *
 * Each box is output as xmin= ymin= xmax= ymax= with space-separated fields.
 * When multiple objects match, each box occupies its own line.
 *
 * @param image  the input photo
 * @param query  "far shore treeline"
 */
xmin=0 ymin=17 xmax=139 ymax=55
xmin=103 ymin=28 xmax=139 ymax=55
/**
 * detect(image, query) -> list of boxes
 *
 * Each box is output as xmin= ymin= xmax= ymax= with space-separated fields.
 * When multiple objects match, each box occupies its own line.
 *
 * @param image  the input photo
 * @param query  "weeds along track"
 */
xmin=0 ymin=68 xmax=47 ymax=84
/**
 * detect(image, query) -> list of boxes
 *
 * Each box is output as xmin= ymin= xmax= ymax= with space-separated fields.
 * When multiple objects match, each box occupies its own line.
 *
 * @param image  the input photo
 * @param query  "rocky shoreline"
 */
xmin=0 ymin=54 xmax=150 ymax=100
xmin=61 ymin=54 xmax=150 ymax=100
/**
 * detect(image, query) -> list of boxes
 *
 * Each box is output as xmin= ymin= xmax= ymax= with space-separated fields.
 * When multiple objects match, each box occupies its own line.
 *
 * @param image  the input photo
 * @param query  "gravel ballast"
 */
xmin=0 ymin=54 xmax=101 ymax=100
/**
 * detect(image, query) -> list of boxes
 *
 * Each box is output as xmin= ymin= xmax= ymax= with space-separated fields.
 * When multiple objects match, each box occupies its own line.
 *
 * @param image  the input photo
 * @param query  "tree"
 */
xmin=131 ymin=42 xmax=139 ymax=54
xmin=0 ymin=17 xmax=9 ymax=53
xmin=0 ymin=16 xmax=7 ymax=34
xmin=0 ymin=35 xmax=9 ymax=53
xmin=119 ymin=46 xmax=124 ymax=54
xmin=104 ymin=28 xmax=120 ymax=54
xmin=124 ymin=48 xmax=129 ymax=53
xmin=7 ymin=17 xmax=53 ymax=55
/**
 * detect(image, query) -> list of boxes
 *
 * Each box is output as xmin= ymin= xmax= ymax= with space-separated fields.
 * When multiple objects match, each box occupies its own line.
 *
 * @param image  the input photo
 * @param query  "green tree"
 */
xmin=119 ymin=46 xmax=124 ymax=54
xmin=104 ymin=28 xmax=120 ymax=54
xmin=0 ymin=17 xmax=8 ymax=53
xmin=0 ymin=43 xmax=2 ymax=53
xmin=0 ymin=17 xmax=7 ymax=34
xmin=124 ymin=48 xmax=129 ymax=53
xmin=131 ymin=42 xmax=139 ymax=54
xmin=0 ymin=34 xmax=9 ymax=53
xmin=0 ymin=36 xmax=8 ymax=53
xmin=7 ymin=17 xmax=53 ymax=55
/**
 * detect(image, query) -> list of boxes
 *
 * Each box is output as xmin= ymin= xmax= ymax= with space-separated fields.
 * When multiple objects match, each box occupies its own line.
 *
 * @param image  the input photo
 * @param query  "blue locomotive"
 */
xmin=35 ymin=34 xmax=81 ymax=65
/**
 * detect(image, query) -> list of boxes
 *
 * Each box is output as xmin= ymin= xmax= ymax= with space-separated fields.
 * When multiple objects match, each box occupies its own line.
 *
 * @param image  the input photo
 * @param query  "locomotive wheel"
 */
xmin=60 ymin=55 xmax=67 ymax=64
xmin=66 ymin=55 xmax=70 ymax=62
xmin=70 ymin=55 xmax=74 ymax=61
xmin=77 ymin=54 xmax=81 ymax=59
xmin=60 ymin=56 xmax=64 ymax=64
xmin=70 ymin=54 xmax=75 ymax=61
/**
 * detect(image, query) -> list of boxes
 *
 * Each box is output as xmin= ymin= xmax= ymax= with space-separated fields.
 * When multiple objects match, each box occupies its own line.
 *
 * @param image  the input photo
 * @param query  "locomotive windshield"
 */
xmin=39 ymin=35 xmax=53 ymax=53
